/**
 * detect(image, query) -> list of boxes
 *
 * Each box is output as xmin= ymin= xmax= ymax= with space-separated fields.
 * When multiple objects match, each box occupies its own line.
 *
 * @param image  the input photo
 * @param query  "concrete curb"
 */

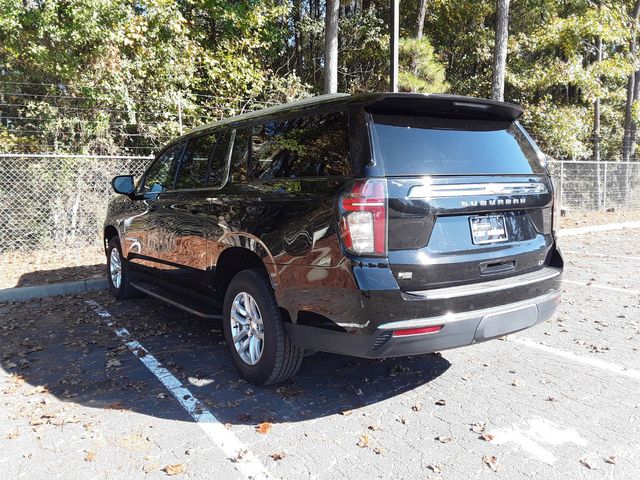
xmin=0 ymin=278 xmax=108 ymax=303
xmin=558 ymin=221 xmax=640 ymax=237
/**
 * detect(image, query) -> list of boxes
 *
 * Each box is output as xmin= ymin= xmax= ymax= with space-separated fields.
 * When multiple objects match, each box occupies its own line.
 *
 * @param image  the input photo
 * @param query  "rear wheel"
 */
xmin=223 ymin=269 xmax=304 ymax=385
xmin=106 ymin=237 xmax=137 ymax=299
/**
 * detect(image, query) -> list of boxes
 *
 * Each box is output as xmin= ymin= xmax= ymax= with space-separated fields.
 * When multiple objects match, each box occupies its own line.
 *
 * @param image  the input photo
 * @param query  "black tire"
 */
xmin=106 ymin=237 xmax=137 ymax=299
xmin=222 ymin=269 xmax=304 ymax=385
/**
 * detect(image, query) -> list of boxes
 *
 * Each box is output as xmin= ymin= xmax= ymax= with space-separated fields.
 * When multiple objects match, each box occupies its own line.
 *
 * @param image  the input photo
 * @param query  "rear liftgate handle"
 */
xmin=479 ymin=260 xmax=516 ymax=275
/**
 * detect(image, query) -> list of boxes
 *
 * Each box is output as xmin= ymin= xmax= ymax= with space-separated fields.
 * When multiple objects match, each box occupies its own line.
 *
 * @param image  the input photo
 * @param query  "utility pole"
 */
xmin=390 ymin=0 xmax=399 ymax=92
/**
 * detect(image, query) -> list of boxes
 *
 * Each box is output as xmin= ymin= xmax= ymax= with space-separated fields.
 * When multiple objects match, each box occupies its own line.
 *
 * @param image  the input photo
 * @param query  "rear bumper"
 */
xmin=285 ymin=290 xmax=560 ymax=358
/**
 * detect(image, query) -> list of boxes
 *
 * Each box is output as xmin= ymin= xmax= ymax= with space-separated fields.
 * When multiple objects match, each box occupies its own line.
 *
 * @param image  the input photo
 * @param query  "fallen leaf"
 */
xmin=471 ymin=422 xmax=486 ymax=434
xmin=436 ymin=435 xmax=454 ymax=443
xmin=357 ymin=434 xmax=370 ymax=448
xmin=483 ymin=455 xmax=500 ymax=472
xmin=340 ymin=410 xmax=353 ymax=416
xmin=163 ymin=464 xmax=185 ymax=476
xmin=412 ymin=403 xmax=422 ymax=412
xmin=367 ymin=424 xmax=382 ymax=431
xmin=142 ymin=464 xmax=157 ymax=474
xmin=105 ymin=402 xmax=125 ymax=410
xmin=84 ymin=451 xmax=96 ymax=462
xmin=480 ymin=433 xmax=495 ymax=442
xmin=580 ymin=458 xmax=598 ymax=470
xmin=232 ymin=448 xmax=248 ymax=463
xmin=270 ymin=451 xmax=286 ymax=461
xmin=435 ymin=399 xmax=446 ymax=406
xmin=256 ymin=422 xmax=272 ymax=434
xmin=372 ymin=446 xmax=384 ymax=455
xmin=604 ymin=456 xmax=617 ymax=465
xmin=427 ymin=463 xmax=443 ymax=474
xmin=511 ymin=379 xmax=523 ymax=387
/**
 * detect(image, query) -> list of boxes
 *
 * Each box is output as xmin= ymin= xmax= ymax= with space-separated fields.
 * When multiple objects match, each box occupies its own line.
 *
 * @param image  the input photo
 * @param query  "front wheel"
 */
xmin=222 ymin=269 xmax=304 ymax=385
xmin=106 ymin=237 xmax=137 ymax=299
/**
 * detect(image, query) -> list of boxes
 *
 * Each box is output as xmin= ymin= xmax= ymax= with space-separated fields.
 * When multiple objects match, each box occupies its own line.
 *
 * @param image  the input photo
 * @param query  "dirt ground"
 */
xmin=1 ymin=210 xmax=639 ymax=290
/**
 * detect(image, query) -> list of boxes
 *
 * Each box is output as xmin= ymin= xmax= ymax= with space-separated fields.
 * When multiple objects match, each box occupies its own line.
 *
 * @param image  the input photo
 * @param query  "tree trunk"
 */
xmin=324 ymin=0 xmax=339 ymax=94
xmin=415 ymin=0 xmax=427 ymax=39
xmin=594 ymin=33 xmax=603 ymax=210
xmin=491 ymin=0 xmax=510 ymax=101
xmin=623 ymin=0 xmax=640 ymax=163
xmin=409 ymin=0 xmax=428 ymax=85
xmin=293 ymin=0 xmax=303 ymax=76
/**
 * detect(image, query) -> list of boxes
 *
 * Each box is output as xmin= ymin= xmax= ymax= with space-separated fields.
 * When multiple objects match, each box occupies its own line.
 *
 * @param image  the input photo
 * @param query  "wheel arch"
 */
xmin=103 ymin=225 xmax=120 ymax=255
xmin=214 ymin=242 xmax=279 ymax=303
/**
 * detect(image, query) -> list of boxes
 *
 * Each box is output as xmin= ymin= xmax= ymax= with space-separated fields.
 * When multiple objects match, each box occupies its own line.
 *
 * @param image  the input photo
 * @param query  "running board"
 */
xmin=131 ymin=281 xmax=223 ymax=320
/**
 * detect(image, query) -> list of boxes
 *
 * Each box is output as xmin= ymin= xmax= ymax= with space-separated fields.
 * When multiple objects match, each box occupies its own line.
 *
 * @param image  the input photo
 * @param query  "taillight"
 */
xmin=339 ymin=179 xmax=388 ymax=256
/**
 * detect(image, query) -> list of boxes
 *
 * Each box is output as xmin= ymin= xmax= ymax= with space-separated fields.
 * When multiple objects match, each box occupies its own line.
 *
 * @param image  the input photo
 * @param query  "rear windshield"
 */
xmin=369 ymin=114 xmax=546 ymax=175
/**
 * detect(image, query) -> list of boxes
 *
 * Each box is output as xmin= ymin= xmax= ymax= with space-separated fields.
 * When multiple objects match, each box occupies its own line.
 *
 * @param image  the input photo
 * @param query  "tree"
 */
xmin=409 ymin=0 xmax=428 ymax=83
xmin=491 ymin=0 xmax=510 ymax=101
xmin=623 ymin=0 xmax=640 ymax=163
xmin=324 ymin=0 xmax=340 ymax=94
xmin=399 ymin=37 xmax=448 ymax=93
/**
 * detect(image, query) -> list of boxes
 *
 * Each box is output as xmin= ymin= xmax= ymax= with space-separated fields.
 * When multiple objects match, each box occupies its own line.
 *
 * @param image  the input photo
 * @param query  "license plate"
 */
xmin=470 ymin=215 xmax=508 ymax=245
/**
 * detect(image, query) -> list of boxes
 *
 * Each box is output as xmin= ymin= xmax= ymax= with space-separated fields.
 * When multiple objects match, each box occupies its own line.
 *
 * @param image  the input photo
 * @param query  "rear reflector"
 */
xmin=392 ymin=325 xmax=443 ymax=337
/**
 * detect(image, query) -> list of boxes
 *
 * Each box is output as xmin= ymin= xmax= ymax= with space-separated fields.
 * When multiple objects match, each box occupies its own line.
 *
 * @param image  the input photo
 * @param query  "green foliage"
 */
xmin=1 ymin=0 xmax=639 ymax=160
xmin=398 ymin=37 xmax=449 ymax=93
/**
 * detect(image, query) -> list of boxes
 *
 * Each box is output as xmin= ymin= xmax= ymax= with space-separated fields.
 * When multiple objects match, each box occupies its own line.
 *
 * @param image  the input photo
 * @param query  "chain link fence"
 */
xmin=547 ymin=160 xmax=640 ymax=212
xmin=0 ymin=154 xmax=149 ymax=253
xmin=0 ymin=155 xmax=639 ymax=253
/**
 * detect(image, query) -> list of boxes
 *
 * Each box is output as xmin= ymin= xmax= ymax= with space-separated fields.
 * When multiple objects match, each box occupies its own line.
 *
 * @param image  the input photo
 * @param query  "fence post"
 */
xmin=603 ymin=162 xmax=607 ymax=211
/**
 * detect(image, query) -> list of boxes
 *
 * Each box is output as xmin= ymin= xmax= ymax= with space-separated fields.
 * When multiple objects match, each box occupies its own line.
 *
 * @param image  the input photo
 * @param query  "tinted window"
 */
xmin=250 ymin=111 xmax=350 ymax=179
xmin=370 ymin=115 xmax=546 ymax=175
xmin=175 ymin=134 xmax=216 ymax=189
xmin=142 ymin=142 xmax=183 ymax=193
xmin=208 ymin=131 xmax=232 ymax=186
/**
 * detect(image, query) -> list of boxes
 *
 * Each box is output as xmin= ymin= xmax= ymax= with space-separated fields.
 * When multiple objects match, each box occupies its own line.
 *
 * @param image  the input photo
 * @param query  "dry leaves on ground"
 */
xmin=84 ymin=451 xmax=96 ymax=462
xmin=163 ymin=464 xmax=186 ymax=476
xmin=357 ymin=434 xmax=370 ymax=448
xmin=270 ymin=451 xmax=286 ymax=461
xmin=256 ymin=422 xmax=272 ymax=434
xmin=483 ymin=455 xmax=500 ymax=472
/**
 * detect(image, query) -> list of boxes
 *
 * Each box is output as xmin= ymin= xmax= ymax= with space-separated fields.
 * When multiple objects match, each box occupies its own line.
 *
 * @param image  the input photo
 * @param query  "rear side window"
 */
xmin=141 ymin=142 xmax=184 ymax=193
xmin=175 ymin=134 xmax=216 ymax=189
xmin=250 ymin=111 xmax=351 ymax=179
xmin=369 ymin=115 xmax=546 ymax=175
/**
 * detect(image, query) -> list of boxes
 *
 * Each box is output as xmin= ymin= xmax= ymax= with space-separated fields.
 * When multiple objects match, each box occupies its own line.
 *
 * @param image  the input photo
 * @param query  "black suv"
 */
xmin=105 ymin=93 xmax=563 ymax=385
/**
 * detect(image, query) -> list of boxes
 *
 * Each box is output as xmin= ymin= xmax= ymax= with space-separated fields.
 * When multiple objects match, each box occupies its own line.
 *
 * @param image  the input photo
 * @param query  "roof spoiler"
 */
xmin=362 ymin=93 xmax=523 ymax=122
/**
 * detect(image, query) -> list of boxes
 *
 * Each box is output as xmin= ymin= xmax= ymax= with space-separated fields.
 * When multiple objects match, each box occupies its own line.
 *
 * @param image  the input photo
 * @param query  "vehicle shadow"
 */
xmin=0 ymin=292 xmax=450 ymax=426
xmin=12 ymin=264 xmax=104 ymax=288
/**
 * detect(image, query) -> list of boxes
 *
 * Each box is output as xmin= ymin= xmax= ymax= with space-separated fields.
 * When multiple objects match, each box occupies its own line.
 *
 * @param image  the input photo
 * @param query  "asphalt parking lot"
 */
xmin=1 ymin=228 xmax=639 ymax=480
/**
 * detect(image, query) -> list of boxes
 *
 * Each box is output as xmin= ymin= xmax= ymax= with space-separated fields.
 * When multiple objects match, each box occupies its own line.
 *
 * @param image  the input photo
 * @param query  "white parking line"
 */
xmin=563 ymin=279 xmax=640 ymax=295
xmin=508 ymin=337 xmax=640 ymax=381
xmin=563 ymin=251 xmax=640 ymax=261
xmin=85 ymin=300 xmax=272 ymax=480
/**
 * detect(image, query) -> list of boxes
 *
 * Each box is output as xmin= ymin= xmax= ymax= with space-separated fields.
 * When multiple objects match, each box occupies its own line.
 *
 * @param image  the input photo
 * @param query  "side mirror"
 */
xmin=111 ymin=175 xmax=136 ymax=197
